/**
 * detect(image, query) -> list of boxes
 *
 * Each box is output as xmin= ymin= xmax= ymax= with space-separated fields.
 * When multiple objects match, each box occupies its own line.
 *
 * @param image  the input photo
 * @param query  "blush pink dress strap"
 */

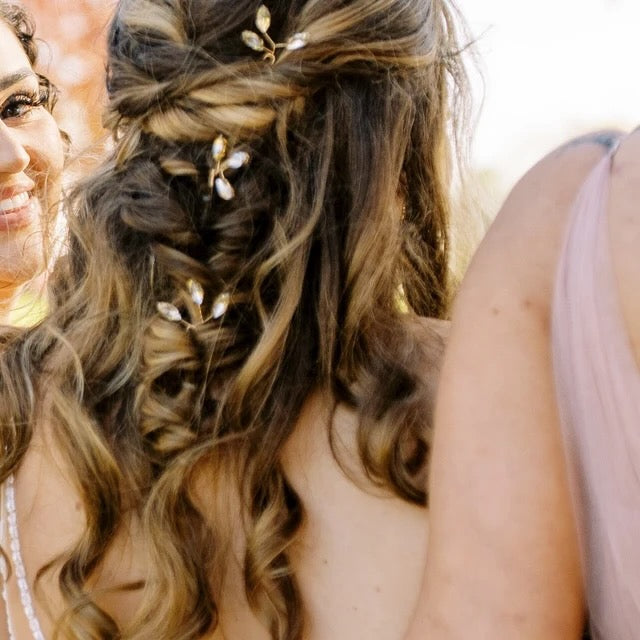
xmin=552 ymin=140 xmax=640 ymax=640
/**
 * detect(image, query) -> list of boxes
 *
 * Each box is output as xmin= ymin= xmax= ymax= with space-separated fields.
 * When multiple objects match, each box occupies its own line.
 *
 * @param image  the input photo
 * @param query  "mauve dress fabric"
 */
xmin=552 ymin=146 xmax=640 ymax=640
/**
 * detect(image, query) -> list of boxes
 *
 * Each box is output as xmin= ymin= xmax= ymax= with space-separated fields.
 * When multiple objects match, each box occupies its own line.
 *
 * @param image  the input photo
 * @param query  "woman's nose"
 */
xmin=0 ymin=122 xmax=30 ymax=175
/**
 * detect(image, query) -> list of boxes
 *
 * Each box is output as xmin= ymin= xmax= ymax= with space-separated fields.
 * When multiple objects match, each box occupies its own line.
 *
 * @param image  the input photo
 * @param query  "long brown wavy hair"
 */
xmin=0 ymin=0 xmax=469 ymax=637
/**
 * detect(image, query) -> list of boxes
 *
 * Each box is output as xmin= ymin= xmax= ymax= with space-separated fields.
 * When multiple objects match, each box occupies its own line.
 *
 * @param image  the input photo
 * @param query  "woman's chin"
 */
xmin=0 ymin=239 xmax=47 ymax=290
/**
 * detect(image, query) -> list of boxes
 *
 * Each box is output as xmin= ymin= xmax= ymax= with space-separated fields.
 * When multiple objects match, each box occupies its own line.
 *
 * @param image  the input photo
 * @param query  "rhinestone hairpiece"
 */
xmin=242 ymin=4 xmax=309 ymax=64
xmin=157 ymin=279 xmax=230 ymax=326
xmin=208 ymin=134 xmax=250 ymax=201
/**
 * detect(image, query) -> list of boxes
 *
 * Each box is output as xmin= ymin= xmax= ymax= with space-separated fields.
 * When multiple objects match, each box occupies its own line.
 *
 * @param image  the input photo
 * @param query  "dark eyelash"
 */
xmin=1 ymin=86 xmax=51 ymax=118
xmin=12 ymin=87 xmax=50 ymax=108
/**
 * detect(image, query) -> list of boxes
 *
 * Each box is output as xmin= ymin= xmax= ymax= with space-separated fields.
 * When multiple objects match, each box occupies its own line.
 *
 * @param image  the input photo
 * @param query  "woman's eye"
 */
xmin=1 ymin=89 xmax=49 ymax=121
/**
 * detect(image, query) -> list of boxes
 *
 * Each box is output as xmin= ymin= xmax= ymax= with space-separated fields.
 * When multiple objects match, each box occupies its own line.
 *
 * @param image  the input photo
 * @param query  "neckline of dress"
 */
xmin=2 ymin=474 xmax=46 ymax=640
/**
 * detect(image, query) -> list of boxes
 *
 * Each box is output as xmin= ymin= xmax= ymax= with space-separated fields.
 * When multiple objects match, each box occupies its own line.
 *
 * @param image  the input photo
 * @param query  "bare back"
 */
xmin=2 ymin=318 xmax=446 ymax=640
xmin=204 ymin=395 xmax=431 ymax=640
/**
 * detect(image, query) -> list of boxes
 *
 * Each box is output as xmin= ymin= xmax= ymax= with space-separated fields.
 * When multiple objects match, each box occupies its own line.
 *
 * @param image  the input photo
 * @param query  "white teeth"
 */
xmin=0 ymin=192 xmax=30 ymax=214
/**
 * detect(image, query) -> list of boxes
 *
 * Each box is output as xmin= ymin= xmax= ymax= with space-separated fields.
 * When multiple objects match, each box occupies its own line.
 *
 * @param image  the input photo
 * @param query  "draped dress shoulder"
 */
xmin=552 ymin=139 xmax=640 ymax=640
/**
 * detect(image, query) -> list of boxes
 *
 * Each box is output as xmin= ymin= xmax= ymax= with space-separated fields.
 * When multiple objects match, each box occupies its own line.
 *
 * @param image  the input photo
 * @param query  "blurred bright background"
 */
xmin=22 ymin=0 xmax=640 ymax=220
xmin=458 ymin=0 xmax=639 ymax=217
xmin=23 ymin=0 xmax=113 ymax=147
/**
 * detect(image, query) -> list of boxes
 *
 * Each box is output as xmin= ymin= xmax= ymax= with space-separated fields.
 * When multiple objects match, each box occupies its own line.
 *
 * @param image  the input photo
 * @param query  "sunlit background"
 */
xmin=23 ymin=0 xmax=640 ymax=219
xmin=458 ymin=0 xmax=639 ymax=218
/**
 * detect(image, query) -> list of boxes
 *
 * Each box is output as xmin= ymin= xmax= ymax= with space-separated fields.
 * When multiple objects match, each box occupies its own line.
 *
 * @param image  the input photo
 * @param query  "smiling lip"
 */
xmin=0 ymin=190 xmax=39 ymax=231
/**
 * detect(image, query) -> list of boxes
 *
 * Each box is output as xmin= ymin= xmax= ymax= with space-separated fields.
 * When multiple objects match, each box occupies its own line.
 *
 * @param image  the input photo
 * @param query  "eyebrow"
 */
xmin=0 ymin=68 xmax=37 ymax=93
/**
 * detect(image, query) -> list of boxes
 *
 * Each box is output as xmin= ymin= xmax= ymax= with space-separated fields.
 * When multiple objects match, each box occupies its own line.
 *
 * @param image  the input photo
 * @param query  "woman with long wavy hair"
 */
xmin=0 ymin=0 xmax=469 ymax=638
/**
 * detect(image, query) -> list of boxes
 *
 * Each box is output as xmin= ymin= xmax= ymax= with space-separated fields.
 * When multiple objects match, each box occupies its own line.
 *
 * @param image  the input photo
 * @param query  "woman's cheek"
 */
xmin=26 ymin=116 xmax=65 ymax=210
xmin=27 ymin=115 xmax=65 ymax=181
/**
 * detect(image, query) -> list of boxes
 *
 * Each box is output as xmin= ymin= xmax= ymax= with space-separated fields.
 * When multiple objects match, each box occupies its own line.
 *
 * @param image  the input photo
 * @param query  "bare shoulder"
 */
xmin=13 ymin=425 xmax=146 ymax=635
xmin=464 ymin=130 xmax=623 ymax=315
xmin=415 ymin=131 xmax=626 ymax=639
xmin=609 ymin=130 xmax=640 ymax=361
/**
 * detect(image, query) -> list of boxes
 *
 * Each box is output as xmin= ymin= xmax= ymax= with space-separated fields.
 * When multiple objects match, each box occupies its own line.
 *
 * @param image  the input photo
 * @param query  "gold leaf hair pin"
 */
xmin=157 ymin=279 xmax=230 ymax=326
xmin=242 ymin=4 xmax=309 ymax=64
xmin=208 ymin=134 xmax=250 ymax=201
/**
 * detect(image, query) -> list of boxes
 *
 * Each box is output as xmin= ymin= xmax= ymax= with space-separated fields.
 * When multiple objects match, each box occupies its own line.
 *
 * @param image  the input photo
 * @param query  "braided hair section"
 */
xmin=0 ymin=1 xmax=469 ymax=638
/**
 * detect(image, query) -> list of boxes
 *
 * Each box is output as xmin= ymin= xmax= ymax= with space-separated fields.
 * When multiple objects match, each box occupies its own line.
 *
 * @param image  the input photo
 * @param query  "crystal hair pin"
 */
xmin=157 ymin=279 xmax=231 ymax=326
xmin=208 ymin=134 xmax=250 ymax=201
xmin=242 ymin=4 xmax=309 ymax=64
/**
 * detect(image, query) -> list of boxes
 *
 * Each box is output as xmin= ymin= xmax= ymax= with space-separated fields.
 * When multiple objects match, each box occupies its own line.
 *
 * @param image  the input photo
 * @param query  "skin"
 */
xmin=4 ymin=329 xmax=442 ymax=638
xmin=193 ymin=391 xmax=432 ymax=640
xmin=404 ymin=129 xmax=640 ymax=640
xmin=0 ymin=20 xmax=64 ymax=321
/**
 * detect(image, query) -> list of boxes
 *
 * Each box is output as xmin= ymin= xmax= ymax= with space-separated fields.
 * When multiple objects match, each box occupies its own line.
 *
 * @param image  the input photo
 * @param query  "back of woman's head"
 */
xmin=0 ymin=1 xmax=468 ymax=638
xmin=103 ymin=0 xmax=463 ymax=316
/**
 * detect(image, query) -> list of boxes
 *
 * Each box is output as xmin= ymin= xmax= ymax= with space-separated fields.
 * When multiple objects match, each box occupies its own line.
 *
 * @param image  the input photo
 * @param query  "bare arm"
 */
xmin=405 ymin=140 xmax=619 ymax=640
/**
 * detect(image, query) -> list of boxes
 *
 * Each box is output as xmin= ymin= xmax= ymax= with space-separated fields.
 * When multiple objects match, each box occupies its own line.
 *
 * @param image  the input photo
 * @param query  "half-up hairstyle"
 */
xmin=0 ymin=0 xmax=469 ymax=638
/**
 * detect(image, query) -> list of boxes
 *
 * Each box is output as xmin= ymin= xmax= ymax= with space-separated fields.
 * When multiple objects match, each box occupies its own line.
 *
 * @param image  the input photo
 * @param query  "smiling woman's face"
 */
xmin=0 ymin=19 xmax=64 ymax=314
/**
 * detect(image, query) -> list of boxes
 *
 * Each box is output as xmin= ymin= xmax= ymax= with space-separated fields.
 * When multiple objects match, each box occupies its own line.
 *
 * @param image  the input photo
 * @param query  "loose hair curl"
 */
xmin=0 ymin=0 xmax=469 ymax=638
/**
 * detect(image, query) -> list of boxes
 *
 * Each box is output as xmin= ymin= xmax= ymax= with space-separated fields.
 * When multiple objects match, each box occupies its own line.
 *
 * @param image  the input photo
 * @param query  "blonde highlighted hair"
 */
xmin=0 ymin=0 xmax=469 ymax=637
